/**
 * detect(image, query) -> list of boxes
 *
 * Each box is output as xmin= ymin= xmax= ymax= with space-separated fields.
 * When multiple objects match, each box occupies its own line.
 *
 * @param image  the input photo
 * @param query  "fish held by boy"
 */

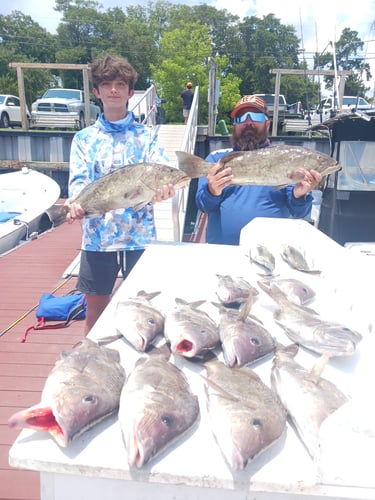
xmin=49 ymin=162 xmax=190 ymax=224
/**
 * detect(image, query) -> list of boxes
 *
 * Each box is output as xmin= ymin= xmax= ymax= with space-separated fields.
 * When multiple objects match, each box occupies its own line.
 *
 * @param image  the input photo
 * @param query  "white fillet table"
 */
xmin=9 ymin=218 xmax=375 ymax=500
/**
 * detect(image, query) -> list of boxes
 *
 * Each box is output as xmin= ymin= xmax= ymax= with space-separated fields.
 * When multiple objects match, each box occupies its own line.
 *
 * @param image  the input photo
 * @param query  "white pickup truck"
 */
xmin=30 ymin=88 xmax=101 ymax=130
xmin=314 ymin=95 xmax=373 ymax=120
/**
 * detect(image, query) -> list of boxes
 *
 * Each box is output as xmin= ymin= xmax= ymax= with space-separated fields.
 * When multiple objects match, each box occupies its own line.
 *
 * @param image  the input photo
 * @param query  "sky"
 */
xmin=1 ymin=0 xmax=375 ymax=98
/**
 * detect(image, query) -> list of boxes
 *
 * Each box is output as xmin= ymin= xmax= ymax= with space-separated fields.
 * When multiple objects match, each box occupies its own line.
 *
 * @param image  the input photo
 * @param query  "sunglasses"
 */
xmin=233 ymin=111 xmax=267 ymax=124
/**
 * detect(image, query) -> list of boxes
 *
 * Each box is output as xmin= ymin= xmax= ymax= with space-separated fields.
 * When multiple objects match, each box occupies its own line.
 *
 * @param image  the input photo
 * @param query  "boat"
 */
xmin=0 ymin=168 xmax=61 ymax=255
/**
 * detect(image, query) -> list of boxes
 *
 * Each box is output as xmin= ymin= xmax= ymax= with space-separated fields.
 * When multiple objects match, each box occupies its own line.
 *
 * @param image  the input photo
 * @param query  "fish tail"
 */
xmin=45 ymin=204 xmax=69 ymax=227
xmin=175 ymin=151 xmax=210 ymax=179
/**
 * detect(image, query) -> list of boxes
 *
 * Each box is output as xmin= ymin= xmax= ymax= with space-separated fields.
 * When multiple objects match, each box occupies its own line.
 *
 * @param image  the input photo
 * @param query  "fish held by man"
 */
xmin=8 ymin=339 xmax=126 ymax=447
xmin=203 ymin=357 xmax=286 ymax=470
xmin=258 ymin=281 xmax=362 ymax=357
xmin=271 ymin=343 xmax=348 ymax=458
xmin=51 ymin=162 xmax=190 ymax=223
xmin=176 ymin=146 xmax=340 ymax=187
xmin=118 ymin=345 xmax=200 ymax=468
xmin=164 ymin=298 xmax=220 ymax=358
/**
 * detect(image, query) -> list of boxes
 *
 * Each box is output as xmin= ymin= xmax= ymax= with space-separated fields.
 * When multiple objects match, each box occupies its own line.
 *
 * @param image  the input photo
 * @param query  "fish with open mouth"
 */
xmin=203 ymin=357 xmax=286 ymax=470
xmin=119 ymin=345 xmax=200 ymax=468
xmin=258 ymin=281 xmax=362 ymax=357
xmin=164 ymin=298 xmax=220 ymax=358
xmin=271 ymin=343 xmax=348 ymax=458
xmin=8 ymin=339 xmax=126 ymax=447
xmin=216 ymin=274 xmax=259 ymax=307
xmin=176 ymin=145 xmax=340 ymax=187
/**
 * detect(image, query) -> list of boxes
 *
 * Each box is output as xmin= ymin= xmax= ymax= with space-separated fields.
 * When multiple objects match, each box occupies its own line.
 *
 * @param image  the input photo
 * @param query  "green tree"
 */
xmin=0 ymin=11 xmax=57 ymax=104
xmin=315 ymin=28 xmax=371 ymax=97
xmin=150 ymin=21 xmax=241 ymax=124
xmin=235 ymin=14 xmax=302 ymax=95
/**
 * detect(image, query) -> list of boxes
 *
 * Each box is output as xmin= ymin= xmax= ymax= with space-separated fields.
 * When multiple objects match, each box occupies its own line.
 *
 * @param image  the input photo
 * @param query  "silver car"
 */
xmin=0 ymin=94 xmax=30 ymax=128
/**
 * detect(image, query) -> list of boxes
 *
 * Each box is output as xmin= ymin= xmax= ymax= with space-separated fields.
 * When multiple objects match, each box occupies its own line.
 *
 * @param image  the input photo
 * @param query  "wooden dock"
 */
xmin=0 ymin=220 xmax=87 ymax=500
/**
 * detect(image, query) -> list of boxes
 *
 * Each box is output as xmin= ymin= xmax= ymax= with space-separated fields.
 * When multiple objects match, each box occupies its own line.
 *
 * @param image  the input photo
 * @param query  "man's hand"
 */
xmin=293 ymin=168 xmax=322 ymax=199
xmin=151 ymin=184 xmax=176 ymax=203
xmin=207 ymin=161 xmax=234 ymax=196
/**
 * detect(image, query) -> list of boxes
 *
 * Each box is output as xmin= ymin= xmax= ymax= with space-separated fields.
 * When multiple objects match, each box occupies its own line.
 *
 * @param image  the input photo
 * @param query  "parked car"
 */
xmin=0 ymin=94 xmax=31 ymax=128
xmin=30 ymin=88 xmax=101 ymax=130
xmin=315 ymin=95 xmax=373 ymax=120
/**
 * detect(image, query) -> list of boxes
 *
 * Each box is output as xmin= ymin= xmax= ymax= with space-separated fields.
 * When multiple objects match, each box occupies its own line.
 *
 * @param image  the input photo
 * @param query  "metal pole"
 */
xmin=208 ymin=58 xmax=217 ymax=136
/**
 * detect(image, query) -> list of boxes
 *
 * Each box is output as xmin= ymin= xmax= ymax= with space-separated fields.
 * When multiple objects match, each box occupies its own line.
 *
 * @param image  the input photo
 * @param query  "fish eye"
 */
xmin=83 ymin=395 xmax=97 ymax=404
xmin=161 ymin=415 xmax=173 ymax=427
xmin=147 ymin=318 xmax=156 ymax=326
xmin=252 ymin=418 xmax=262 ymax=428
xmin=250 ymin=337 xmax=261 ymax=346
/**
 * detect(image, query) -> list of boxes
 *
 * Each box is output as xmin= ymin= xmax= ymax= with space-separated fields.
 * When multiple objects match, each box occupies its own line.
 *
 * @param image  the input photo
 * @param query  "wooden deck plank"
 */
xmin=0 ymin=220 xmax=85 ymax=500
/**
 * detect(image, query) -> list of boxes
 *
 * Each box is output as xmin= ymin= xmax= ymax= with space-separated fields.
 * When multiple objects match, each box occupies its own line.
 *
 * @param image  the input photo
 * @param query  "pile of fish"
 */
xmin=8 ymin=242 xmax=364 ymax=474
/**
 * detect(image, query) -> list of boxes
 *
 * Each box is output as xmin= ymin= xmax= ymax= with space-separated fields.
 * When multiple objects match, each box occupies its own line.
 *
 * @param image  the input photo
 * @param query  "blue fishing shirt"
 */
xmin=195 ymin=146 xmax=313 ymax=245
xmin=69 ymin=112 xmax=169 ymax=252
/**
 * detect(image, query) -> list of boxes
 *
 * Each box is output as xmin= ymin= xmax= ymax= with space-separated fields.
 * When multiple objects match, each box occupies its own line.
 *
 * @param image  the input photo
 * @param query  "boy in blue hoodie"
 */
xmin=65 ymin=55 xmax=174 ymax=334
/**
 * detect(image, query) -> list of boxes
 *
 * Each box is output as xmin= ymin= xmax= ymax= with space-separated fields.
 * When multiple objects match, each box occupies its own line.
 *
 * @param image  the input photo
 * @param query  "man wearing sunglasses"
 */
xmin=195 ymin=95 xmax=322 ymax=245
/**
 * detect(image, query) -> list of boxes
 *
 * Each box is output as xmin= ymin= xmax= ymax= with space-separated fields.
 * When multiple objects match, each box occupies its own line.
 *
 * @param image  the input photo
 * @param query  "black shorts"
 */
xmin=77 ymin=250 xmax=144 ymax=296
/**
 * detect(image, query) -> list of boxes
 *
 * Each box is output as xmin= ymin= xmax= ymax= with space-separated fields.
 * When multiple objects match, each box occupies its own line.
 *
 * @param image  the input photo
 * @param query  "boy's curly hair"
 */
xmin=90 ymin=55 xmax=138 ymax=91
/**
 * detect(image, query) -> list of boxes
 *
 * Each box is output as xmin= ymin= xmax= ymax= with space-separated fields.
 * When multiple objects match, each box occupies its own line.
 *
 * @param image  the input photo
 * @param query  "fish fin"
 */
xmin=175 ymin=151 xmax=209 ymax=178
xmin=238 ymin=293 xmax=254 ymax=320
xmin=175 ymin=297 xmax=206 ymax=309
xmin=45 ymin=204 xmax=69 ymax=227
xmin=137 ymin=290 xmax=162 ymax=300
xmin=298 ymin=269 xmax=322 ymax=275
xmin=97 ymin=334 xmax=124 ymax=346
xmin=307 ymin=352 xmax=330 ymax=383
xmin=273 ymin=184 xmax=289 ymax=190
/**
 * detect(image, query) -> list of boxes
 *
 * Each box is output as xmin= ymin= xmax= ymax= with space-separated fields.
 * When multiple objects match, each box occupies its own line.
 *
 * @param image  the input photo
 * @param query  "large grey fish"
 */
xmin=8 ymin=339 xmax=125 ymax=447
xmin=249 ymin=243 xmax=276 ymax=275
xmin=100 ymin=290 xmax=165 ymax=352
xmin=203 ymin=357 xmax=286 ymax=470
xmin=258 ymin=281 xmax=362 ymax=357
xmin=280 ymin=244 xmax=321 ymax=274
xmin=216 ymin=274 xmax=259 ymax=307
xmin=119 ymin=346 xmax=200 ymax=468
xmin=271 ymin=343 xmax=348 ymax=458
xmin=54 ymin=162 xmax=190 ymax=220
xmin=164 ymin=298 xmax=220 ymax=358
xmin=176 ymin=145 xmax=340 ymax=187
xmin=261 ymin=277 xmax=316 ymax=305
xmin=218 ymin=294 xmax=275 ymax=367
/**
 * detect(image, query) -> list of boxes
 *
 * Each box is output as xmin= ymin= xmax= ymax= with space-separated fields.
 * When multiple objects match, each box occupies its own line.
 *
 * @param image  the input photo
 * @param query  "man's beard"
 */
xmin=231 ymin=125 xmax=268 ymax=151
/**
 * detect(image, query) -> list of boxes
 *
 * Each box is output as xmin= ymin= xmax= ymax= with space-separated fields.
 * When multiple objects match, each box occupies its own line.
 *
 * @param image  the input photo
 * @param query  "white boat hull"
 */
xmin=0 ymin=168 xmax=61 ymax=255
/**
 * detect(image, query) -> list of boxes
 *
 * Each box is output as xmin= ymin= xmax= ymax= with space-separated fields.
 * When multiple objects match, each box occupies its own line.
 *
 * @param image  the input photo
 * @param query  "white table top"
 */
xmin=9 ymin=218 xmax=375 ymax=499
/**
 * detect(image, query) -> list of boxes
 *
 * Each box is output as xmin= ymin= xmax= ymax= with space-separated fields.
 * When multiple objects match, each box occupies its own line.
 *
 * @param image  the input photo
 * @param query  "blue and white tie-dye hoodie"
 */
xmin=68 ymin=112 xmax=169 ymax=252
